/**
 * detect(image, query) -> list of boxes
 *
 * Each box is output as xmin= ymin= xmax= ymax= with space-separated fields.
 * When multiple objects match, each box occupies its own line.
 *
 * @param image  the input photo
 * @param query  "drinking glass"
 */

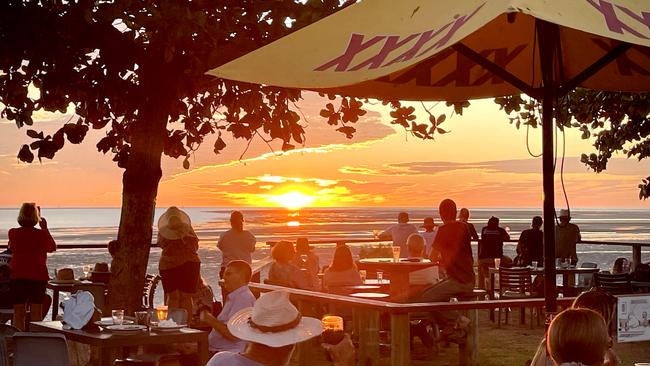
xmin=494 ymin=258 xmax=501 ymax=269
xmin=359 ymin=270 xmax=367 ymax=282
xmin=531 ymin=261 xmax=538 ymax=268
xmin=376 ymin=271 xmax=384 ymax=284
xmin=372 ymin=229 xmax=380 ymax=239
xmin=392 ymin=246 xmax=401 ymax=262
xmin=156 ymin=305 xmax=168 ymax=321
xmin=112 ymin=309 xmax=125 ymax=325
xmin=449 ymin=297 xmax=459 ymax=303
xmin=82 ymin=264 xmax=92 ymax=279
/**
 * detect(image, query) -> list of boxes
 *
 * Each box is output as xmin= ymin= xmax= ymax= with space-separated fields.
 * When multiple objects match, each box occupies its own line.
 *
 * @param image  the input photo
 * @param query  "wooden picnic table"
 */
xmin=30 ymin=320 xmax=209 ymax=366
xmin=357 ymin=258 xmax=435 ymax=302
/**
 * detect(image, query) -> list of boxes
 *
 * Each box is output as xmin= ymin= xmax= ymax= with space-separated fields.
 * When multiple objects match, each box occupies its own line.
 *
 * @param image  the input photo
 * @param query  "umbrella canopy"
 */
xmin=208 ymin=0 xmax=650 ymax=347
xmin=209 ymin=0 xmax=650 ymax=101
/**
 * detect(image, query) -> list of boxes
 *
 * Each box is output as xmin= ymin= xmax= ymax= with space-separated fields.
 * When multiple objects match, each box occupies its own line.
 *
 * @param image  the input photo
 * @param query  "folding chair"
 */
xmin=13 ymin=332 xmax=69 ymax=366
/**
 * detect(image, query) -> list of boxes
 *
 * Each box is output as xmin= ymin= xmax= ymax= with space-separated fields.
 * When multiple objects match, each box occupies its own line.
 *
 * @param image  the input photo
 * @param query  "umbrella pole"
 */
xmin=537 ymin=19 xmax=559 ymax=323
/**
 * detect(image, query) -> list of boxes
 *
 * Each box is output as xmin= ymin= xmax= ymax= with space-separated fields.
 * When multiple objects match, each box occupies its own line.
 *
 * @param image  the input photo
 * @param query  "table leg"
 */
xmin=51 ymin=289 xmax=60 ymax=321
xmin=390 ymin=313 xmax=410 ymax=366
xmin=489 ymin=272 xmax=496 ymax=321
xmin=198 ymin=334 xmax=209 ymax=365
xmin=97 ymin=347 xmax=116 ymax=366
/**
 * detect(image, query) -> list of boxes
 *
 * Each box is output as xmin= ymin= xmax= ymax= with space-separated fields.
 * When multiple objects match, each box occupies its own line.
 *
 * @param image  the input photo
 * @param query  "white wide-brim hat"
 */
xmin=227 ymin=290 xmax=323 ymax=348
xmin=158 ymin=207 xmax=196 ymax=240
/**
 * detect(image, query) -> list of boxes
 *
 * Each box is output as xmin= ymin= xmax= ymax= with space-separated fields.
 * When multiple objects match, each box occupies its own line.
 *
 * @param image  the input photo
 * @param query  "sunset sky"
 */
xmin=0 ymin=93 xmax=648 ymax=209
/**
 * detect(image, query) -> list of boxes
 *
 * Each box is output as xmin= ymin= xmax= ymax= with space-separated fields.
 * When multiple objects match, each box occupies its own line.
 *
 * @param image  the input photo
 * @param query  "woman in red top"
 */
xmin=9 ymin=202 xmax=56 ymax=330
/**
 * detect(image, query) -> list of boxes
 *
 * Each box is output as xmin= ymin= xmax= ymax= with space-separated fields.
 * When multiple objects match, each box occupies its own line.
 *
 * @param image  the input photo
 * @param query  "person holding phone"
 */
xmin=8 ymin=202 xmax=57 ymax=330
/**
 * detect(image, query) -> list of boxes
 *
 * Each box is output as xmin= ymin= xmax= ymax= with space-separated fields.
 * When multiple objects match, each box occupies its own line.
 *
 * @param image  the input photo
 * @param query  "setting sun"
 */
xmin=270 ymin=191 xmax=316 ymax=210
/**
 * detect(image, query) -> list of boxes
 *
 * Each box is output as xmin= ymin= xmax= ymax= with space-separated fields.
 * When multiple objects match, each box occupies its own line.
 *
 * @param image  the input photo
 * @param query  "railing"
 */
xmin=246 ymin=281 xmax=576 ymax=366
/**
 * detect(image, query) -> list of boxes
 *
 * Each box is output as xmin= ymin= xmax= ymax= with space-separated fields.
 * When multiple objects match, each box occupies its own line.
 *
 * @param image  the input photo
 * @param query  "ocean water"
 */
xmin=1 ymin=207 xmax=649 ymax=303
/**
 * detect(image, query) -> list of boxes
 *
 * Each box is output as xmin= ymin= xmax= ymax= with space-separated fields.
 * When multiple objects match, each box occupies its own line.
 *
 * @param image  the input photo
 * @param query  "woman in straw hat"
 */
xmin=8 ymin=202 xmax=56 ymax=330
xmin=206 ymin=290 xmax=323 ymax=366
xmin=157 ymin=206 xmax=201 ymax=319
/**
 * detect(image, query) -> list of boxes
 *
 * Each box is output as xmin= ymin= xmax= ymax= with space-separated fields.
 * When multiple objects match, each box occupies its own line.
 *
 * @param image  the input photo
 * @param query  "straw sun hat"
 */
xmin=157 ymin=207 xmax=196 ymax=240
xmin=227 ymin=290 xmax=323 ymax=348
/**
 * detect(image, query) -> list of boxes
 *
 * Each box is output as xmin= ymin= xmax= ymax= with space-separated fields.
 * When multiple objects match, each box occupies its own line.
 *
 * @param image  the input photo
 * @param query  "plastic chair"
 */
xmin=594 ymin=272 xmax=633 ymax=295
xmin=13 ymin=332 xmax=69 ymax=366
xmin=576 ymin=262 xmax=598 ymax=290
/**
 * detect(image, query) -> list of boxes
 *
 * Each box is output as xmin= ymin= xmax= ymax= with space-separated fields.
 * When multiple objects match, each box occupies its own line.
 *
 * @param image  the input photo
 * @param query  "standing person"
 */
xmin=157 ymin=206 xmax=201 ymax=321
xmin=478 ymin=216 xmax=510 ymax=288
xmin=458 ymin=208 xmax=479 ymax=242
xmin=417 ymin=199 xmax=474 ymax=344
xmin=420 ymin=217 xmax=438 ymax=257
xmin=218 ymin=211 xmax=256 ymax=278
xmin=9 ymin=203 xmax=56 ymax=330
xmin=378 ymin=212 xmax=418 ymax=258
xmin=200 ymin=260 xmax=256 ymax=355
xmin=516 ymin=216 xmax=544 ymax=266
xmin=205 ymin=290 xmax=324 ymax=366
xmin=555 ymin=209 xmax=581 ymax=265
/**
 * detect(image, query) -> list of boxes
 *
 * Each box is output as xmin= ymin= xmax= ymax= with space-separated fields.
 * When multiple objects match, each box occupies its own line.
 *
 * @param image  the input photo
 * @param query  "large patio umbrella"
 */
xmin=208 ymin=0 xmax=650 ymax=316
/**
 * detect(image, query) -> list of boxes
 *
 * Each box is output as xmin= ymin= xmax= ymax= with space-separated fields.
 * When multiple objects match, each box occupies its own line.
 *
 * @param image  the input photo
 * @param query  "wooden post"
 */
xmin=633 ymin=244 xmax=642 ymax=270
xmin=356 ymin=310 xmax=379 ymax=366
xmin=390 ymin=313 xmax=410 ymax=366
xmin=296 ymin=300 xmax=311 ymax=365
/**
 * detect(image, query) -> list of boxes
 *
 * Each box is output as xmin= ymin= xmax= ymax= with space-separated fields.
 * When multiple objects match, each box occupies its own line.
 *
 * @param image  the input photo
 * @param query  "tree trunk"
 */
xmin=108 ymin=73 xmax=173 ymax=314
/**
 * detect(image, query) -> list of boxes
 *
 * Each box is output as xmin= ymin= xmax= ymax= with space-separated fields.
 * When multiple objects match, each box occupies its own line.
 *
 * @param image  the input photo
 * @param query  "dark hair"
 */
xmin=227 ymin=260 xmax=252 ymax=282
xmin=572 ymin=289 xmax=616 ymax=329
xmin=487 ymin=216 xmax=499 ymax=228
xmin=532 ymin=216 xmax=543 ymax=227
xmin=397 ymin=212 xmax=409 ymax=223
xmin=271 ymin=241 xmax=295 ymax=263
xmin=295 ymin=237 xmax=310 ymax=254
xmin=230 ymin=211 xmax=244 ymax=231
xmin=329 ymin=245 xmax=356 ymax=272
xmin=548 ymin=308 xmax=609 ymax=366
xmin=439 ymin=199 xmax=457 ymax=222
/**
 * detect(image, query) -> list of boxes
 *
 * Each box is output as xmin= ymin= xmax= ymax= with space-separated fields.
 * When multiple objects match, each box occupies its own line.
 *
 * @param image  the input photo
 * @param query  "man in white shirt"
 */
xmin=200 ymin=260 xmax=256 ymax=354
xmin=378 ymin=212 xmax=418 ymax=258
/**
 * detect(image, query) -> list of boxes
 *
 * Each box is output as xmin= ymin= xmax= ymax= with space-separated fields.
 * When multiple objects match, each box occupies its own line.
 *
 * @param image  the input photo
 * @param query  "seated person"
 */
xmin=268 ymin=241 xmax=312 ymax=290
xmin=291 ymin=237 xmax=320 ymax=289
xmin=405 ymin=233 xmax=439 ymax=287
xmin=323 ymin=245 xmax=362 ymax=290
xmin=200 ymin=260 xmax=256 ymax=354
xmin=547 ymin=308 xmax=610 ymax=366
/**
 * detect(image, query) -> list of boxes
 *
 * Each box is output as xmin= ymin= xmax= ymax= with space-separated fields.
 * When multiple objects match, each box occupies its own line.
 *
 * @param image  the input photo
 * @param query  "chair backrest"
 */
xmin=594 ymin=272 xmax=633 ymax=295
xmin=577 ymin=262 xmax=598 ymax=287
xmin=142 ymin=274 xmax=161 ymax=310
xmin=13 ymin=332 xmax=69 ymax=366
xmin=0 ymin=324 xmax=19 ymax=366
xmin=499 ymin=267 xmax=532 ymax=294
xmin=74 ymin=284 xmax=108 ymax=315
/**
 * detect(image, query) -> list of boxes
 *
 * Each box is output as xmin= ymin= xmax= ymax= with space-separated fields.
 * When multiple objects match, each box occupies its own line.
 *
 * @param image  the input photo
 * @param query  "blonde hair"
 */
xmin=406 ymin=233 xmax=425 ymax=257
xmin=17 ymin=202 xmax=40 ymax=227
xmin=548 ymin=308 xmax=609 ymax=366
